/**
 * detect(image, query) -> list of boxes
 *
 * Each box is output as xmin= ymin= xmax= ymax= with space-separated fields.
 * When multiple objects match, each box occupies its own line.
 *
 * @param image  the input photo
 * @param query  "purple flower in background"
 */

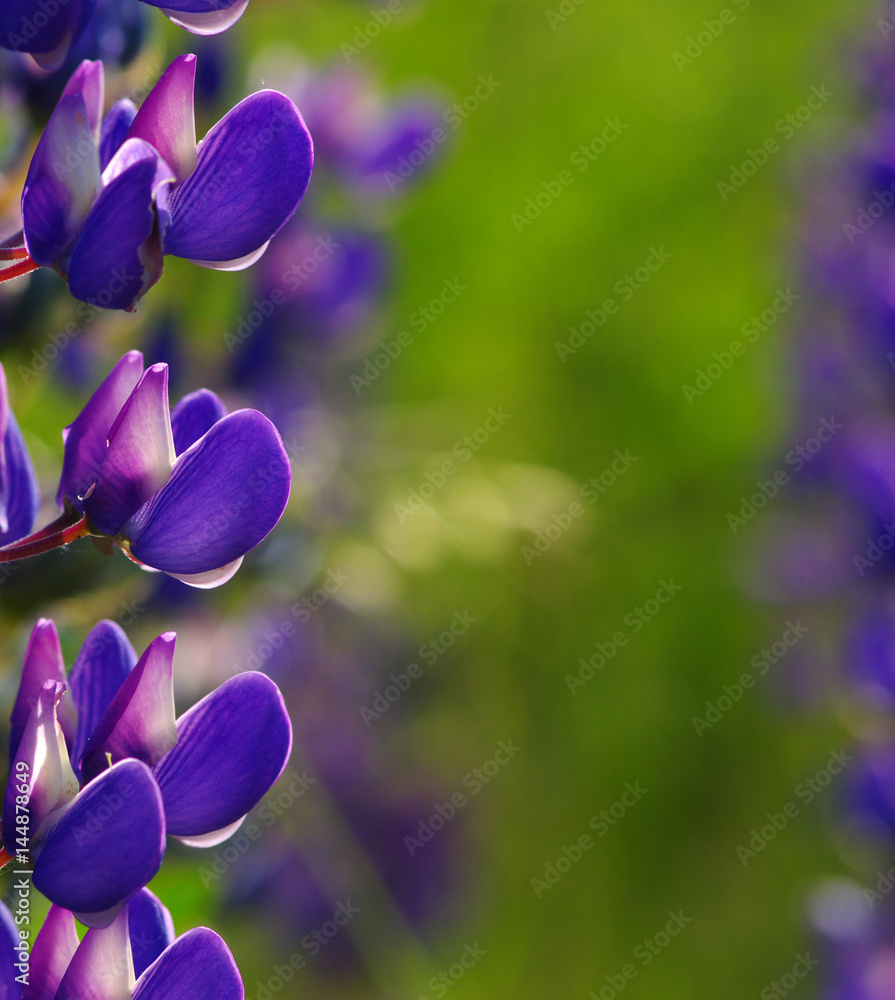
xmin=0 ymin=0 xmax=248 ymax=70
xmin=0 ymin=350 xmax=292 ymax=587
xmin=7 ymin=891 xmax=242 ymax=1000
xmin=0 ymin=362 xmax=39 ymax=546
xmin=288 ymin=63 xmax=444 ymax=197
xmin=1 ymin=616 xmax=292 ymax=923
xmin=17 ymin=54 xmax=313 ymax=310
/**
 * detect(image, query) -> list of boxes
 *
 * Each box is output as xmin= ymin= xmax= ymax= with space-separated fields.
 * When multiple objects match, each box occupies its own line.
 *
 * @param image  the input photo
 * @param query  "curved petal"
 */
xmin=127 ymin=54 xmax=197 ymax=184
xmin=61 ymin=60 xmax=104 ymax=136
xmin=170 ymin=388 xmax=226 ymax=455
xmin=9 ymin=619 xmax=68 ymax=764
xmin=3 ymin=681 xmax=78 ymax=855
xmin=55 ymin=906 xmax=133 ymax=1000
xmin=164 ymin=556 xmax=242 ymax=589
xmin=153 ymin=672 xmax=292 ymax=838
xmin=165 ymin=91 xmax=312 ymax=262
xmin=22 ymin=94 xmax=100 ymax=268
xmin=156 ymin=0 xmax=249 ymax=35
xmin=129 ymin=889 xmax=174 ymax=980
xmin=2 ymin=412 xmax=41 ymax=548
xmin=122 ymin=409 xmax=291 ymax=576
xmin=31 ymin=761 xmax=166 ymax=926
xmin=187 ymin=241 xmax=268 ymax=271
xmin=100 ymin=100 xmax=138 ymax=170
xmin=70 ymin=621 xmax=138 ymax=777
xmin=81 ymin=633 xmax=176 ymax=783
xmin=174 ymin=814 xmax=244 ymax=848
xmin=84 ymin=364 xmax=175 ymax=536
xmin=58 ymin=351 xmax=144 ymax=511
xmin=132 ymin=927 xmax=242 ymax=1000
xmin=0 ymin=0 xmax=95 ymax=67
xmin=22 ymin=904 xmax=79 ymax=1000
xmin=67 ymin=142 xmax=173 ymax=311
xmin=0 ymin=902 xmax=23 ymax=1000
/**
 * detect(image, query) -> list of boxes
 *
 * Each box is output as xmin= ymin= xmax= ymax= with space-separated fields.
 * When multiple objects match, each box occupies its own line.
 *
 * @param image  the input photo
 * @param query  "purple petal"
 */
xmin=151 ymin=0 xmax=249 ymax=35
xmin=122 ymin=409 xmax=291 ymax=576
xmin=127 ymin=55 xmax=197 ymax=184
xmin=153 ymin=672 xmax=291 ymax=838
xmin=58 ymin=351 xmax=144 ymax=510
xmin=132 ymin=928 xmax=242 ymax=1000
xmin=3 ymin=681 xmax=78 ymax=854
xmin=60 ymin=60 xmax=104 ymax=136
xmin=55 ymin=907 xmax=132 ymax=1000
xmin=0 ymin=902 xmax=22 ymax=1000
xmin=170 ymin=388 xmax=227 ymax=455
xmin=22 ymin=94 xmax=100 ymax=268
xmin=100 ymin=100 xmax=138 ymax=170
xmin=9 ymin=619 xmax=69 ymax=764
xmin=67 ymin=141 xmax=174 ymax=311
xmin=22 ymin=905 xmax=79 ymax=1000
xmin=70 ymin=621 xmax=138 ymax=777
xmin=31 ymin=761 xmax=166 ymax=926
xmin=129 ymin=889 xmax=175 ymax=980
xmin=165 ymin=91 xmax=312 ymax=263
xmin=0 ymin=0 xmax=96 ymax=68
xmin=2 ymin=411 xmax=41 ymax=547
xmin=165 ymin=557 xmax=242 ymax=590
xmin=81 ymin=633 xmax=176 ymax=783
xmin=83 ymin=364 xmax=175 ymax=535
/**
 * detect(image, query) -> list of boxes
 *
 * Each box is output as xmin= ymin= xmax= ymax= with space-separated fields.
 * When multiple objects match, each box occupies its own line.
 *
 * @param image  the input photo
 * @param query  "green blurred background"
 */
xmin=3 ymin=0 xmax=886 ymax=996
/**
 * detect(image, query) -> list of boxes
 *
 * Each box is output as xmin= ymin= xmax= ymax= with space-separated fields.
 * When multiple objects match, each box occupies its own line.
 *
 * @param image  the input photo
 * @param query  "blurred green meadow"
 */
xmin=1 ymin=0 xmax=885 ymax=996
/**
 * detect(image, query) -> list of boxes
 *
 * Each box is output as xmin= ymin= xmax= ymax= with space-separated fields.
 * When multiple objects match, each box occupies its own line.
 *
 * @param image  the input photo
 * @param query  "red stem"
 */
xmin=0 ymin=516 xmax=91 ymax=562
xmin=0 ymin=257 xmax=39 ymax=282
xmin=0 ymin=509 xmax=83 ymax=552
xmin=0 ymin=248 xmax=28 ymax=261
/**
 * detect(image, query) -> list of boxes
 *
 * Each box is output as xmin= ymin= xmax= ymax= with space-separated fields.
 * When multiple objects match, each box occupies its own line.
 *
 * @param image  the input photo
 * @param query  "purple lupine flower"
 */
xmin=18 ymin=54 xmax=313 ymax=310
xmin=17 ymin=891 xmax=242 ymax=1000
xmin=0 ymin=362 xmax=40 ymax=547
xmin=2 ymin=616 xmax=292 ymax=923
xmin=0 ymin=0 xmax=247 ymax=70
xmin=28 ymin=350 xmax=291 ymax=588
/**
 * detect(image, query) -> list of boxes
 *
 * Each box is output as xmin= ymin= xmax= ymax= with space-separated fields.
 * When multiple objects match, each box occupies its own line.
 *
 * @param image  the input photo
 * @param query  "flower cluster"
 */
xmin=0 ymin=350 xmax=292 ymax=587
xmin=4 ymin=53 xmax=313 ymax=310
